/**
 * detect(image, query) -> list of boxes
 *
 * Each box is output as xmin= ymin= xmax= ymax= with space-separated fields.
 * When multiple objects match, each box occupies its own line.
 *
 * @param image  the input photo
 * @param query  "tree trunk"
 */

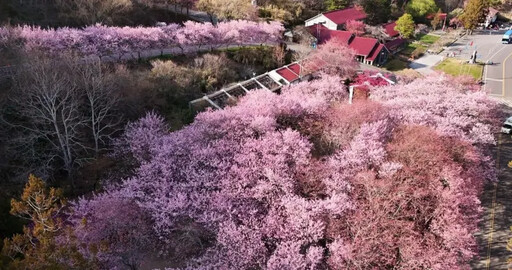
xmin=68 ymin=170 xmax=76 ymax=194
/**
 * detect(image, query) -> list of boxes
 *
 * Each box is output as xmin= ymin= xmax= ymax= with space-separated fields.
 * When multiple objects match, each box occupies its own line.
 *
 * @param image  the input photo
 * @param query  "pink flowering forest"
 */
xmin=69 ymin=71 xmax=498 ymax=269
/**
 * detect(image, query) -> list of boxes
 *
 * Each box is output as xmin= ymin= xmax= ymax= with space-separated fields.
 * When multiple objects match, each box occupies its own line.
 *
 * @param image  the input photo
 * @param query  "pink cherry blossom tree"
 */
xmin=65 ymin=75 xmax=498 ymax=269
xmin=345 ymin=20 xmax=366 ymax=36
xmin=3 ymin=21 xmax=283 ymax=59
xmin=302 ymin=37 xmax=358 ymax=78
xmin=69 ymin=191 xmax=159 ymax=269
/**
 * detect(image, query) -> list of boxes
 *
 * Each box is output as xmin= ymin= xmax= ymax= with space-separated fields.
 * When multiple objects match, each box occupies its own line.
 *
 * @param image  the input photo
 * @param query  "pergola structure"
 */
xmin=189 ymin=62 xmax=307 ymax=111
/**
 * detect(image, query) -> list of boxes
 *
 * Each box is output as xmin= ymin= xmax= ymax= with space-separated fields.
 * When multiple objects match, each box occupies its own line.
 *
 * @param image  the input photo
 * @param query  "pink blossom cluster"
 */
xmin=302 ymin=37 xmax=358 ymax=77
xmin=371 ymin=75 xmax=499 ymax=145
xmin=345 ymin=20 xmax=366 ymax=36
xmin=3 ymin=20 xmax=283 ymax=58
xmin=0 ymin=27 xmax=22 ymax=51
xmin=68 ymin=190 xmax=157 ymax=269
xmin=0 ymin=27 xmax=10 ymax=45
xmin=352 ymin=71 xmax=395 ymax=87
xmin=69 ymin=74 xmax=498 ymax=269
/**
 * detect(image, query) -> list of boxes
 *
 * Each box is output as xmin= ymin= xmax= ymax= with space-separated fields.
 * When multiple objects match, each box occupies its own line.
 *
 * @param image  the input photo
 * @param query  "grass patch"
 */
xmin=417 ymin=34 xmax=440 ymax=45
xmin=384 ymin=58 xmax=408 ymax=71
xmin=401 ymin=43 xmax=427 ymax=57
xmin=433 ymin=58 xmax=484 ymax=80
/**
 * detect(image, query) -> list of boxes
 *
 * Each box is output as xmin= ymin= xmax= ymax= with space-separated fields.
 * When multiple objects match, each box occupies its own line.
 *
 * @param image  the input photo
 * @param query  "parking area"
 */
xmin=443 ymin=30 xmax=512 ymax=97
xmin=445 ymin=30 xmax=508 ymax=62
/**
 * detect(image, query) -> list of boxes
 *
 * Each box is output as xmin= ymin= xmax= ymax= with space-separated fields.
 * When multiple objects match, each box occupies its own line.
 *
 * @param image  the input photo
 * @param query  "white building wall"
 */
xmin=268 ymin=70 xmax=290 ymax=85
xmin=305 ymin=15 xmax=338 ymax=30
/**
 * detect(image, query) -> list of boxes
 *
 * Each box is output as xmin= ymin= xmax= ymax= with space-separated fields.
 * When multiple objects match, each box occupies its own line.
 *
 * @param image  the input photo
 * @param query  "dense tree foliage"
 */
xmin=62 ymin=73 xmax=498 ymax=269
xmin=431 ymin=8 xmax=443 ymax=30
xmin=1 ymin=175 xmax=93 ymax=269
xmin=324 ymin=0 xmax=349 ymax=11
xmin=361 ymin=0 xmax=391 ymax=24
xmin=54 ymin=0 xmax=133 ymax=25
xmin=395 ymin=13 xmax=416 ymax=38
xmin=196 ymin=0 xmax=258 ymax=21
xmin=460 ymin=0 xmax=487 ymax=33
xmin=406 ymin=0 xmax=439 ymax=19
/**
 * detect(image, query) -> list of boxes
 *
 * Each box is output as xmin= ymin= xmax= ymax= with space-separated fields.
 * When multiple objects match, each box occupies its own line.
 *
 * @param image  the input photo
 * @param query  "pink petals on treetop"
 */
xmin=0 ymin=20 xmax=284 ymax=59
xmin=68 ymin=73 xmax=497 ymax=268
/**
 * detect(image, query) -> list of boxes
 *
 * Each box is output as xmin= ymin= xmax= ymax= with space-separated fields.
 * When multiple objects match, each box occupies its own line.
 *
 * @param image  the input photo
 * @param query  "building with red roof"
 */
xmin=366 ymin=43 xmax=386 ymax=62
xmin=306 ymin=24 xmax=354 ymax=45
xmin=349 ymin=71 xmax=396 ymax=103
xmin=307 ymin=26 xmax=389 ymax=66
xmin=384 ymin=38 xmax=406 ymax=54
xmin=349 ymin=37 xmax=378 ymax=56
xmin=382 ymin=21 xmax=399 ymax=38
xmin=274 ymin=63 xmax=302 ymax=84
xmin=348 ymin=37 xmax=389 ymax=65
xmin=305 ymin=7 xmax=367 ymax=31
xmin=268 ymin=62 xmax=309 ymax=85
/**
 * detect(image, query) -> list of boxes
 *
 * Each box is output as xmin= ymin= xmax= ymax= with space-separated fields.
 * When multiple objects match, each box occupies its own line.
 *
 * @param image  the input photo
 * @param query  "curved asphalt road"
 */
xmin=470 ymin=30 xmax=512 ymax=270
xmin=484 ymin=34 xmax=512 ymax=97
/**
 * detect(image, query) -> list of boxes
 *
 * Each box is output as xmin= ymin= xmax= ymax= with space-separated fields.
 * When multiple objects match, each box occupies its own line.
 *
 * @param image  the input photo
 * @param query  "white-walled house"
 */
xmin=305 ymin=7 xmax=367 ymax=31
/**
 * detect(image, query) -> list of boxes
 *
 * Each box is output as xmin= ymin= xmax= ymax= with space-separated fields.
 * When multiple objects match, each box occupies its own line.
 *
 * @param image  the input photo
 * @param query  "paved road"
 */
xmin=442 ymin=30 xmax=512 ymax=270
xmin=409 ymin=54 xmax=444 ymax=74
xmin=484 ymin=42 xmax=512 ymax=97
xmin=444 ymin=30 xmax=512 ymax=97
xmin=445 ymin=30 xmax=507 ymax=61
xmin=472 ymin=122 xmax=512 ymax=270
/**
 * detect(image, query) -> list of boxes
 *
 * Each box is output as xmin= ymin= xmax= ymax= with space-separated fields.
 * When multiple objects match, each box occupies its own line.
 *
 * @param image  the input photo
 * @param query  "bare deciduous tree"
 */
xmin=75 ymin=60 xmax=122 ymax=157
xmin=1 ymin=56 xmax=122 ymax=187
xmin=3 ymin=58 xmax=87 ymax=187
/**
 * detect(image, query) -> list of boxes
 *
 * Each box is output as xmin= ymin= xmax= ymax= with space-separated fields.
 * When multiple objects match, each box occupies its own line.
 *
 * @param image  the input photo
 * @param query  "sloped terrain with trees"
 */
xmin=52 ymin=72 xmax=499 ymax=269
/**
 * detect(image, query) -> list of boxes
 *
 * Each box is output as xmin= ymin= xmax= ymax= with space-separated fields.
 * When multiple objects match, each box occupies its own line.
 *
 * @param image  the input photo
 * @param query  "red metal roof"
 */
xmin=308 ymin=23 xmax=384 ymax=58
xmin=287 ymin=63 xmax=302 ymax=76
xmin=384 ymin=38 xmax=406 ymax=52
xmin=276 ymin=66 xmax=299 ymax=83
xmin=323 ymin=7 xmax=367 ymax=25
xmin=367 ymin=43 xmax=386 ymax=61
xmin=329 ymin=30 xmax=354 ymax=44
xmin=349 ymin=37 xmax=377 ymax=56
xmin=307 ymin=24 xmax=333 ymax=43
xmin=382 ymin=21 xmax=399 ymax=37
xmin=307 ymin=25 xmax=353 ymax=44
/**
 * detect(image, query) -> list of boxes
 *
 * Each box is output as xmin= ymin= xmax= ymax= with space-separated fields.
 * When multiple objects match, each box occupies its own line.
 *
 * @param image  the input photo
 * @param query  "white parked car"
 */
xmin=501 ymin=117 xmax=512 ymax=134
